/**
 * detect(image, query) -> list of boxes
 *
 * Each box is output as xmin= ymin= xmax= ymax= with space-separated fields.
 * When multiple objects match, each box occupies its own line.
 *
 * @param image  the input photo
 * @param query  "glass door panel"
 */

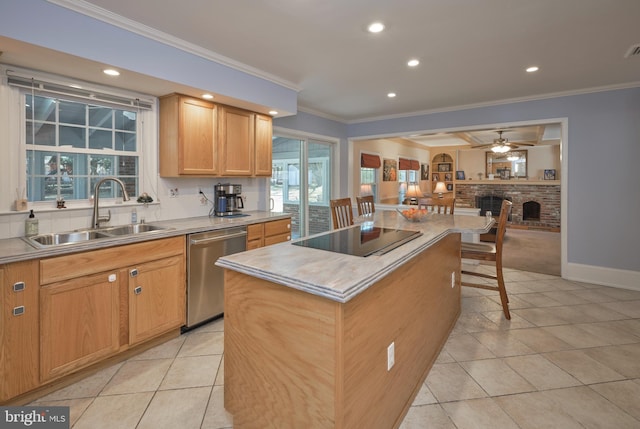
xmin=271 ymin=136 xmax=333 ymax=238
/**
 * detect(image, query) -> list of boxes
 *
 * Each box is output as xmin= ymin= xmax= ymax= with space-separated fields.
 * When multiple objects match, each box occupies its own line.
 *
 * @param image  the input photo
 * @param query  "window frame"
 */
xmin=24 ymin=91 xmax=142 ymax=204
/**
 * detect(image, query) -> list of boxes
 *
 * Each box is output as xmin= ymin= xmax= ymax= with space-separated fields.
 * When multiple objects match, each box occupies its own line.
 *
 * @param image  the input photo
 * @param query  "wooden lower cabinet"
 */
xmin=129 ymin=255 xmax=185 ymax=345
xmin=0 ymin=261 xmax=39 ymax=402
xmin=40 ymin=270 xmax=120 ymax=382
xmin=38 ymin=236 xmax=185 ymax=384
xmin=246 ymin=218 xmax=291 ymax=249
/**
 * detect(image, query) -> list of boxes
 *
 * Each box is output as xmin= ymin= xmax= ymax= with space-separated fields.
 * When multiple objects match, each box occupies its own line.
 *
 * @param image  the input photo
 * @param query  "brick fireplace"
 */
xmin=456 ymin=182 xmax=560 ymax=229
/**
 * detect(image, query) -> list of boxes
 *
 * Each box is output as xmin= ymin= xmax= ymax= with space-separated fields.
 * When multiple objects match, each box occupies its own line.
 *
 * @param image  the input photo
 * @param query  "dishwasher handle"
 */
xmin=190 ymin=230 xmax=247 ymax=246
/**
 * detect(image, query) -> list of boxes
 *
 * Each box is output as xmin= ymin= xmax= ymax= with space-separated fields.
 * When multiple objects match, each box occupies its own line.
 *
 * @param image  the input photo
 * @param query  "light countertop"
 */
xmin=0 ymin=211 xmax=291 ymax=265
xmin=216 ymin=210 xmax=492 ymax=303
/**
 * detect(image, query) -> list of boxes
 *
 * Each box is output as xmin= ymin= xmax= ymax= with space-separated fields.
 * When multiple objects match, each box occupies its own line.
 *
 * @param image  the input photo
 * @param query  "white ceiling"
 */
xmin=1 ymin=0 xmax=639 ymax=126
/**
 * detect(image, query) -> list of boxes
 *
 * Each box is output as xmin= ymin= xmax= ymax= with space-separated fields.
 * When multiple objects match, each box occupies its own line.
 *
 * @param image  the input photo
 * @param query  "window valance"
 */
xmin=399 ymin=158 xmax=420 ymax=170
xmin=361 ymin=153 xmax=381 ymax=168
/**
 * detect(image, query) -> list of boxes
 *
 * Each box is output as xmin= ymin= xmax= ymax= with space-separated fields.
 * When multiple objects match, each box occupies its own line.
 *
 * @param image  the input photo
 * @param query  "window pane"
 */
xmin=115 ymin=132 xmax=136 ymax=151
xmin=89 ymin=106 xmax=113 ymax=127
xmin=89 ymin=129 xmax=112 ymax=150
xmin=26 ymin=122 xmax=56 ymax=146
xmin=118 ymin=156 xmax=138 ymax=176
xmin=90 ymin=155 xmax=115 ymax=176
xmin=115 ymin=110 xmax=136 ymax=131
xmin=120 ymin=177 xmax=138 ymax=199
xmin=59 ymin=100 xmax=85 ymax=125
xmin=26 ymin=95 xmax=56 ymax=122
xmin=60 ymin=125 xmax=85 ymax=148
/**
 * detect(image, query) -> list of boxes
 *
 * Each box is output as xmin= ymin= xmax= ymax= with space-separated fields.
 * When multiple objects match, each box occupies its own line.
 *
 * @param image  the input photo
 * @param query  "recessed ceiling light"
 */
xmin=407 ymin=59 xmax=420 ymax=67
xmin=202 ymin=93 xmax=214 ymax=99
xmin=526 ymin=66 xmax=539 ymax=73
xmin=387 ymin=92 xmax=396 ymax=98
xmin=103 ymin=69 xmax=120 ymax=76
xmin=368 ymin=22 xmax=385 ymax=33
xmin=269 ymin=110 xmax=278 ymax=116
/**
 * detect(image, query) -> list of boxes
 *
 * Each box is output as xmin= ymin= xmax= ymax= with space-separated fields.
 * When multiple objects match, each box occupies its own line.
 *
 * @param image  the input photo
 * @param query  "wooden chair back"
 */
xmin=356 ymin=195 xmax=375 ymax=216
xmin=460 ymin=199 xmax=513 ymax=319
xmin=418 ymin=197 xmax=455 ymax=214
xmin=330 ymin=198 xmax=354 ymax=229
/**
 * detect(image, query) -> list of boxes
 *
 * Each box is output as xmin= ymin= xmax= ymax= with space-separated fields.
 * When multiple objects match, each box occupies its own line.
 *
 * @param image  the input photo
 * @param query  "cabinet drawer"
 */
xmin=264 ymin=219 xmax=291 ymax=237
xmin=40 ymin=236 xmax=185 ymax=285
xmin=264 ymin=232 xmax=291 ymax=247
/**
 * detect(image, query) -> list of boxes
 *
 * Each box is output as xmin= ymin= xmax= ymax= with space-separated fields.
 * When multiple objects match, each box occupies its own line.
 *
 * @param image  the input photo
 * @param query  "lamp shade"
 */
xmin=433 ymin=182 xmax=447 ymax=194
xmin=405 ymin=183 xmax=423 ymax=198
xmin=360 ymin=183 xmax=373 ymax=196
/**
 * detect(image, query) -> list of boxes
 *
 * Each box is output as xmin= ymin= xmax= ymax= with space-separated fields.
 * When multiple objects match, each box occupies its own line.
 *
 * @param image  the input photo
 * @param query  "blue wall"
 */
xmin=278 ymin=88 xmax=640 ymax=273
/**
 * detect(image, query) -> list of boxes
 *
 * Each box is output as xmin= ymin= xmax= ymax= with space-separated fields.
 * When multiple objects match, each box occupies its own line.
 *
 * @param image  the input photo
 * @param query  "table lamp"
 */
xmin=360 ymin=183 xmax=373 ymax=196
xmin=434 ymin=181 xmax=447 ymax=198
xmin=405 ymin=183 xmax=423 ymax=205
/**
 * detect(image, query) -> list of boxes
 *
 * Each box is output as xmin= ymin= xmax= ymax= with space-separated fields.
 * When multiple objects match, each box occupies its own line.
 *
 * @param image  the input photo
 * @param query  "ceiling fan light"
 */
xmin=492 ymin=145 xmax=510 ymax=153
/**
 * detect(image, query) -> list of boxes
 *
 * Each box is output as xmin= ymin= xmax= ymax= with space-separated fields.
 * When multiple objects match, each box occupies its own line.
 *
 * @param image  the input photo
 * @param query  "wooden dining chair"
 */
xmin=356 ymin=195 xmax=375 ymax=216
xmin=460 ymin=200 xmax=513 ymax=319
xmin=418 ymin=197 xmax=455 ymax=214
xmin=330 ymin=198 xmax=354 ymax=229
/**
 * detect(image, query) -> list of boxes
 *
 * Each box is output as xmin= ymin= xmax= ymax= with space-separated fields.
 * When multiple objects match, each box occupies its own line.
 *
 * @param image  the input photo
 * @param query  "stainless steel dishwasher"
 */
xmin=185 ymin=227 xmax=247 ymax=330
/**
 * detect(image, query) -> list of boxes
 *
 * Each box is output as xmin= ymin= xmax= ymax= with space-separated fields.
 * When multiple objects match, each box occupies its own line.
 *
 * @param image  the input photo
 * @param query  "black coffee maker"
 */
xmin=214 ymin=183 xmax=244 ymax=216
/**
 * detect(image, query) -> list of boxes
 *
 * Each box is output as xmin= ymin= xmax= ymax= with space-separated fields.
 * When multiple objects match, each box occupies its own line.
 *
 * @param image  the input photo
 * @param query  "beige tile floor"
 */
xmin=31 ymin=265 xmax=640 ymax=428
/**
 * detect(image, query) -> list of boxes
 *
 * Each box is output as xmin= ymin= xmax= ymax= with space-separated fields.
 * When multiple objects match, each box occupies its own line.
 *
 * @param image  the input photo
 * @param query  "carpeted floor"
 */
xmin=490 ymin=228 xmax=561 ymax=276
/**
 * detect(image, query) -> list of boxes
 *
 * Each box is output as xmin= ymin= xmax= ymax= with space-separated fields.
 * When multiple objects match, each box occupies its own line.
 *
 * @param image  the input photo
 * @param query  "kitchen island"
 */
xmin=217 ymin=210 xmax=492 ymax=429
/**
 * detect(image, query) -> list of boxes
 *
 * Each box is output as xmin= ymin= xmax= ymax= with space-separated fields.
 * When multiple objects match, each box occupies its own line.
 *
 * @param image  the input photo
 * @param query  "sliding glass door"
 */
xmin=271 ymin=135 xmax=334 ymax=238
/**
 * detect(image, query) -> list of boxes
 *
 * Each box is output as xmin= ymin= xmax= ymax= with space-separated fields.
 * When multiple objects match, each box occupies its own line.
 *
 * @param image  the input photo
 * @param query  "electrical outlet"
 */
xmin=199 ymin=196 xmax=207 ymax=206
xmin=169 ymin=188 xmax=179 ymax=198
xmin=451 ymin=271 xmax=455 ymax=288
xmin=387 ymin=342 xmax=395 ymax=371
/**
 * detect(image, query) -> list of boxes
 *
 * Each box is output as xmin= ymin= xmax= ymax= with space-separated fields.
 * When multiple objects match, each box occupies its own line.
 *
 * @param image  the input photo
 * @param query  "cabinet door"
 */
xmin=219 ymin=106 xmax=254 ymax=176
xmin=179 ymin=97 xmax=218 ymax=175
xmin=0 ymin=261 xmax=39 ymax=401
xmin=254 ymin=114 xmax=273 ymax=176
xmin=129 ymin=255 xmax=185 ymax=345
xmin=246 ymin=223 xmax=265 ymax=249
xmin=41 ymin=271 xmax=120 ymax=381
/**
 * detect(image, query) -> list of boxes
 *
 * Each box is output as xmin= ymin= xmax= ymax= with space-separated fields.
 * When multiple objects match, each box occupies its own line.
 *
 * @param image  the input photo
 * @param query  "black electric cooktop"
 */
xmin=292 ymin=225 xmax=422 ymax=257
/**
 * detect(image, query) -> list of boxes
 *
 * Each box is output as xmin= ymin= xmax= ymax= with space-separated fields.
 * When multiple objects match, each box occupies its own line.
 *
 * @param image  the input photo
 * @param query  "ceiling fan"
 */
xmin=470 ymin=130 xmax=535 ymax=153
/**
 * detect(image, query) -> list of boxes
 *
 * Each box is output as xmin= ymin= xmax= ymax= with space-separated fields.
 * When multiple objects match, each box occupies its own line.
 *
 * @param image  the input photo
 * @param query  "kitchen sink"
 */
xmin=24 ymin=224 xmax=172 ymax=248
xmin=98 ymin=223 xmax=167 ymax=236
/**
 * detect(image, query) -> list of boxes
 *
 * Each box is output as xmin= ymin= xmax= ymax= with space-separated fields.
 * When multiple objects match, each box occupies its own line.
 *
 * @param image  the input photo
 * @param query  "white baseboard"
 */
xmin=565 ymin=262 xmax=640 ymax=291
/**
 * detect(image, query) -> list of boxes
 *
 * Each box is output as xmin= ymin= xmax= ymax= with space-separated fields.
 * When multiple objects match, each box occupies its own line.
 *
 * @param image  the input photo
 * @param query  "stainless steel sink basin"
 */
xmin=24 ymin=224 xmax=172 ymax=248
xmin=28 ymin=230 xmax=113 ymax=247
xmin=99 ymin=224 xmax=167 ymax=236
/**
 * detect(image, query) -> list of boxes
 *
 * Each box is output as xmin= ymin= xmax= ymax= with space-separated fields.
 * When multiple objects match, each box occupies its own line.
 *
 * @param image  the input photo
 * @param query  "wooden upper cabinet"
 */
xmin=159 ymin=94 xmax=218 ymax=177
xmin=254 ymin=114 xmax=273 ymax=176
xmin=219 ymin=105 xmax=254 ymax=176
xmin=159 ymin=93 xmax=273 ymax=177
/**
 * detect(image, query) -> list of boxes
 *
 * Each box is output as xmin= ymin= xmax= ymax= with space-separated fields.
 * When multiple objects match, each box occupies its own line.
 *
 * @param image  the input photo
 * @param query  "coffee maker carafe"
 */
xmin=214 ymin=183 xmax=244 ymax=216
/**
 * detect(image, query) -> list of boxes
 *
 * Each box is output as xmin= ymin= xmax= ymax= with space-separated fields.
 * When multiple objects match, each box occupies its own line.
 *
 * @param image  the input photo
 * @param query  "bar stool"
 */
xmin=330 ymin=198 xmax=354 ymax=229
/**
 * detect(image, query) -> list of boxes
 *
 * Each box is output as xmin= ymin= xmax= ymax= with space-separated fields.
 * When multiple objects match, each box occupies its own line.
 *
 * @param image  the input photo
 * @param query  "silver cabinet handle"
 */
xmin=130 ymin=269 xmax=138 ymax=277
xmin=13 ymin=306 xmax=25 ymax=316
xmin=13 ymin=282 xmax=25 ymax=292
xmin=134 ymin=286 xmax=142 ymax=295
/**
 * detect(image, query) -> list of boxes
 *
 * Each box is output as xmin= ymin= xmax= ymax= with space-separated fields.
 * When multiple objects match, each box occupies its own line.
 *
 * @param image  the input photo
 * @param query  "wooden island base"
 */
xmin=224 ymin=234 xmax=461 ymax=429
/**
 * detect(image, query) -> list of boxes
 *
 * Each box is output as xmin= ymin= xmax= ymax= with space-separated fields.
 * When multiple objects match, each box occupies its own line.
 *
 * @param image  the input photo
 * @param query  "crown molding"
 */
xmin=346 ymin=81 xmax=640 ymax=125
xmin=47 ymin=0 xmax=300 ymax=92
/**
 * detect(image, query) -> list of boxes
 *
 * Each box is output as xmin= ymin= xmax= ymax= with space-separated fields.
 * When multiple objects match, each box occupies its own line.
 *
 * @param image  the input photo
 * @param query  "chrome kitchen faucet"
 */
xmin=92 ymin=177 xmax=130 ymax=228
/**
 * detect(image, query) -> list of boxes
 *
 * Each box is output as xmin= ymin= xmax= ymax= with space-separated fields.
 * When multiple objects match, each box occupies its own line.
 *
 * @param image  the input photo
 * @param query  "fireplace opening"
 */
xmin=523 ymin=201 xmax=541 ymax=221
xmin=476 ymin=195 xmax=512 ymax=219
